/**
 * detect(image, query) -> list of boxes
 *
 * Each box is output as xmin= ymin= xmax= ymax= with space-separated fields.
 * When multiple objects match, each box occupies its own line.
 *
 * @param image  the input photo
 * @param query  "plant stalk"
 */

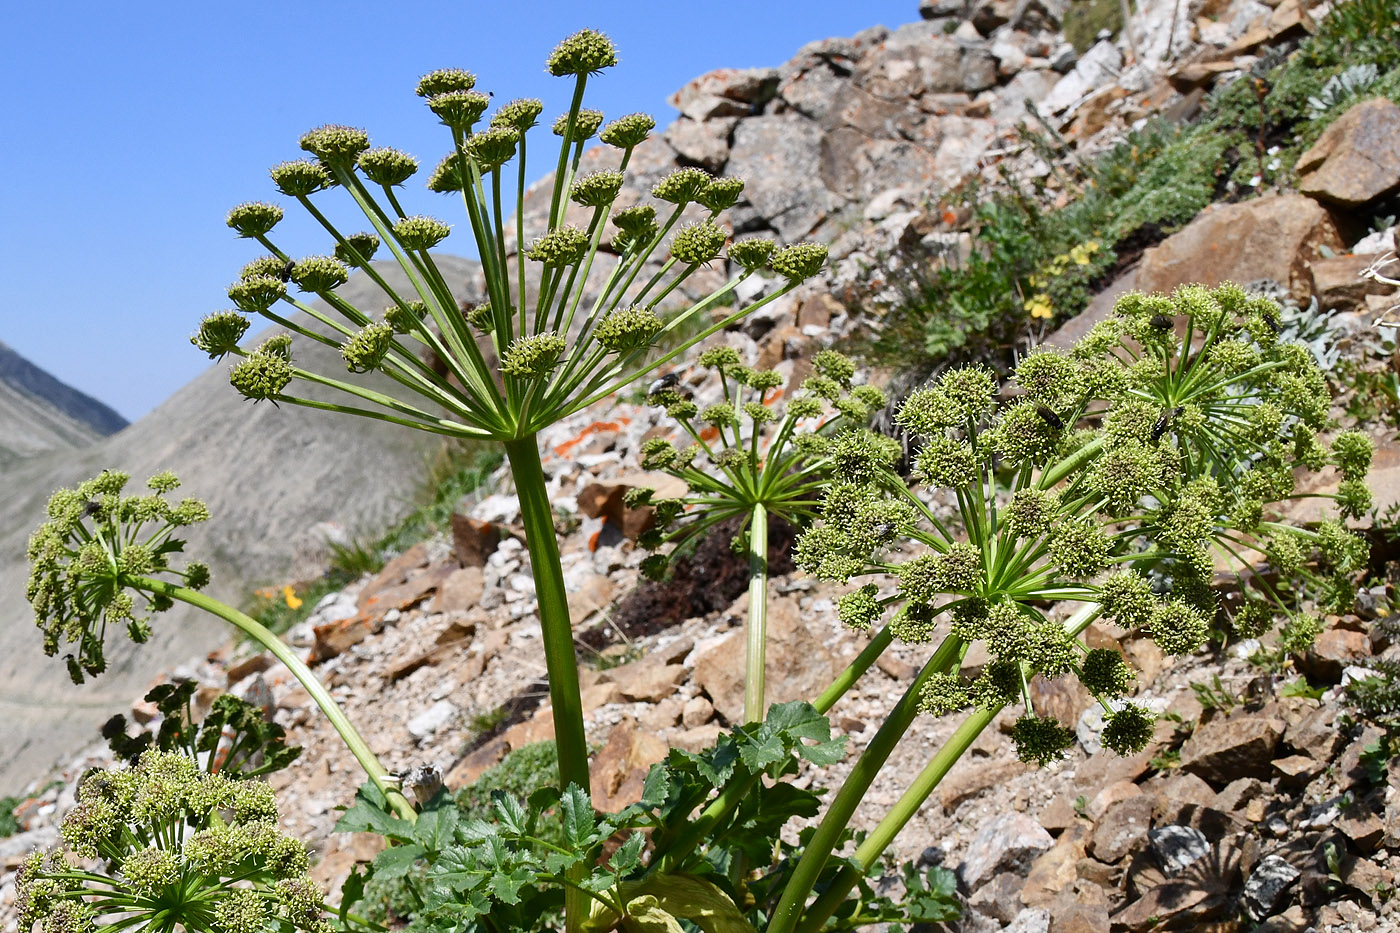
xmin=502 ymin=435 xmax=590 ymax=933
xmin=134 ymin=577 xmax=415 ymax=821
xmin=744 ymin=503 xmax=770 ymax=724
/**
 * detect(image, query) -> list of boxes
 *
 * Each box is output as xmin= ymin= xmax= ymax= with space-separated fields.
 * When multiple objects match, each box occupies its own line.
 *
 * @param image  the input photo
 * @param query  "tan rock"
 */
xmin=1089 ymin=794 xmax=1153 ymax=863
xmin=663 ymin=117 xmax=734 ymax=174
xmin=1297 ymin=627 xmax=1371 ymax=682
xmin=1310 ymin=253 xmax=1394 ymax=311
xmin=1273 ymin=754 xmax=1324 ymax=789
xmin=671 ymin=723 xmax=724 ymax=753
xmin=602 ymin=655 xmax=687 ymax=703
xmin=501 ymin=707 xmax=555 ymax=749
xmin=1298 ymin=98 xmax=1400 ymax=208
xmin=1022 ymin=823 xmax=1088 ymax=908
xmin=681 ymin=695 xmax=714 ymax=728
xmin=432 ymin=566 xmax=485 ymax=614
xmin=591 ymin=717 xmax=669 ymax=813
xmin=940 ymin=757 xmax=1031 ymax=811
xmin=1136 ymin=194 xmax=1343 ymax=301
xmin=1181 ymin=716 xmax=1285 ymax=786
xmin=446 ymin=736 xmax=509 ymax=788
xmin=450 ymin=514 xmax=500 ymax=567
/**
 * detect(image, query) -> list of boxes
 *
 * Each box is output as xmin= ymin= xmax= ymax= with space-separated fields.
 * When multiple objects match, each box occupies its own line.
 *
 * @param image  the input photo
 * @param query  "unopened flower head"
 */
xmin=769 ymin=242 xmax=828 ymax=282
xmin=671 ymin=220 xmax=727 ymax=265
xmin=698 ymin=177 xmax=745 ymax=212
xmin=1015 ymin=349 xmax=1084 ymax=413
xmin=527 ymin=226 xmax=589 ymax=266
xmin=428 ymin=90 xmax=492 ymax=129
xmin=230 ymin=349 xmax=294 ymax=402
xmin=490 ymin=98 xmax=544 ymax=132
xmin=427 ymin=152 xmax=468 ymax=193
xmin=653 ymin=167 xmax=713 ymax=205
xmin=269 ymin=160 xmax=330 ymax=197
xmin=594 ymin=306 xmax=661 ymax=352
xmin=226 ymin=202 xmax=284 ymax=238
xmin=554 ymin=108 xmax=604 ymax=139
xmin=919 ymin=671 xmax=972 ymax=716
xmin=1080 ymin=648 xmax=1135 ymax=697
xmin=341 ymin=323 xmax=394 ymax=374
xmin=334 ymin=232 xmax=380 ymax=267
xmin=600 ymin=112 xmax=655 ymax=149
xmin=1147 ymin=599 xmax=1209 ymax=655
xmin=612 ymin=204 xmax=658 ymax=251
xmin=416 ymin=68 xmax=476 ymax=97
xmin=728 ymin=237 xmax=775 ymax=272
xmin=500 ymin=332 xmax=565 ymax=380
xmin=467 ymin=126 xmax=519 ymax=170
xmin=1011 ymin=715 xmax=1075 ymax=766
xmin=570 ymin=170 xmax=625 ymax=208
xmin=289 ymin=256 xmax=349 ymax=294
xmin=227 ymin=275 xmax=286 ymax=314
xmin=1101 ymin=703 xmax=1156 ymax=755
xmin=393 ymin=216 xmax=451 ymax=251
xmin=191 ymin=311 xmax=250 ymax=360
xmin=357 ymin=147 xmax=419 ymax=186
xmin=298 ymin=125 xmax=369 ymax=166
xmin=837 ymin=584 xmax=881 ymax=631
xmin=547 ymin=29 xmax=618 ymax=76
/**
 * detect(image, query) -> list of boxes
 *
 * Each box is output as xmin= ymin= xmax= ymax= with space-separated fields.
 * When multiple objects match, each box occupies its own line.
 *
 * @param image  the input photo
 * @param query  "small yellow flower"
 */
xmin=1026 ymin=295 xmax=1054 ymax=320
xmin=282 ymin=585 xmax=303 ymax=610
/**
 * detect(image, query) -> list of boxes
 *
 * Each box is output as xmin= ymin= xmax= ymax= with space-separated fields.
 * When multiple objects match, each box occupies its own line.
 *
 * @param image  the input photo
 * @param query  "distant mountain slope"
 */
xmin=0 ymin=341 xmax=129 ymax=464
xmin=0 ymin=256 xmax=482 ymax=792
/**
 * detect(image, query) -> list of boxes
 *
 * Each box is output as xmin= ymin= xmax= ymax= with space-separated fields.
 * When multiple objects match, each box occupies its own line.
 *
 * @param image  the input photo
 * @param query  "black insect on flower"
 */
xmin=1035 ymin=406 xmax=1064 ymax=429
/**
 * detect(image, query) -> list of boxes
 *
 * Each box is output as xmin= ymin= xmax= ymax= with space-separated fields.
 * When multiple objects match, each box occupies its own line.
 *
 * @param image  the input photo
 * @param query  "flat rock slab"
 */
xmin=1180 ymin=715 xmax=1284 ymax=785
xmin=1298 ymin=97 xmax=1400 ymax=208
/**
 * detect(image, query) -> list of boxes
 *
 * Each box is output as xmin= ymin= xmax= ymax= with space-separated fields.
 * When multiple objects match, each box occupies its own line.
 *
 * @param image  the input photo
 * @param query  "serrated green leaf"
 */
xmin=413 ymin=805 xmax=460 ymax=852
xmin=617 ymin=874 xmax=757 ymax=933
xmin=428 ymin=846 xmax=488 ymax=892
xmin=795 ymin=735 xmax=846 ymax=767
xmin=609 ymin=832 xmax=646 ymax=874
xmin=491 ymin=790 xmax=528 ymax=835
xmin=489 ymin=866 xmax=536 ymax=905
xmin=335 ymin=783 xmax=415 ymax=840
xmin=694 ymin=738 xmax=740 ymax=786
xmin=737 ymin=733 xmax=786 ymax=772
xmin=457 ymin=818 xmax=500 ymax=843
xmin=543 ymin=849 xmax=582 ymax=875
xmin=372 ymin=843 xmax=426 ymax=880
xmin=338 ymin=864 xmax=368 ymax=927
xmin=639 ymin=765 xmax=671 ymax=808
xmin=560 ymin=784 xmax=598 ymax=850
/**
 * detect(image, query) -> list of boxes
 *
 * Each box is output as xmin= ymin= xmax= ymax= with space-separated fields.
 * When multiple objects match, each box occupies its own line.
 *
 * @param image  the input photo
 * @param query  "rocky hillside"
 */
xmin=0 ymin=256 xmax=481 ymax=792
xmin=0 ymin=341 xmax=127 ymax=467
xmin=5 ymin=0 xmax=1400 ymax=931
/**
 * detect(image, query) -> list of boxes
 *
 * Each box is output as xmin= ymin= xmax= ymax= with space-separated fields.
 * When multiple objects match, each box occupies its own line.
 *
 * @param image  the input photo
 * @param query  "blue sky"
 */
xmin=2 ymin=1 xmax=919 ymax=423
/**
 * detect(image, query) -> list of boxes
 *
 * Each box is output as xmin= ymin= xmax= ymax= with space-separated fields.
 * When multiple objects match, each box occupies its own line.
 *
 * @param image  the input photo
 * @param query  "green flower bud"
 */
xmin=428 ymin=90 xmax=492 ymax=129
xmin=1279 ymin=612 xmax=1323 ymax=655
xmin=554 ymin=108 xmax=604 ymax=139
xmin=747 ymin=369 xmax=783 ymax=392
xmin=491 ymin=98 xmax=544 ymax=131
xmin=393 ymin=215 xmax=451 ymax=251
xmin=837 ymin=584 xmax=881 ymax=631
xmin=829 ymin=429 xmax=899 ymax=484
xmin=788 ymin=397 xmax=824 ymax=420
xmin=275 ymin=876 xmax=327 ymax=928
xmin=1101 ymin=703 xmax=1156 ymax=756
xmin=811 ymin=349 xmax=853 ymax=386
xmin=744 ymin=401 xmax=776 ymax=424
xmin=851 ymin=384 xmax=887 ymax=410
xmin=671 ymin=220 xmax=727 ymax=265
xmin=500 ymin=332 xmax=566 ymax=379
xmin=226 ymin=202 xmax=284 ymax=238
xmin=1147 ymin=600 xmax=1209 ymax=655
xmin=121 ymin=847 xmax=179 ymax=896
xmin=233 ymin=781 xmax=279 ymax=823
xmin=385 ymin=300 xmax=425 ymax=334
xmin=698 ymin=176 xmax=745 ymax=212
xmin=594 ymin=306 xmax=661 ymax=352
xmin=547 ymin=29 xmax=618 ymax=76
xmin=192 ymin=311 xmax=250 ymax=359
xmin=640 ymin=438 xmax=678 ymax=471
xmin=938 ymin=365 xmax=998 ymax=421
xmin=794 ymin=525 xmax=864 ymax=582
xmin=341 ymin=322 xmax=394 ymax=373
xmin=42 ymin=898 xmax=94 ymax=933
xmin=1333 ymin=430 xmax=1374 ymax=481
xmin=770 ymin=242 xmax=828 ymax=281
xmin=1005 ymin=488 xmax=1058 ymax=539
xmin=1011 ymin=715 xmax=1076 ymax=766
xmin=527 ymin=226 xmax=589 ymax=266
xmin=1336 ymin=479 xmax=1373 ymax=521
xmin=981 ymin=601 xmax=1030 ymax=660
xmin=240 ymin=255 xmax=285 ymax=280
xmin=214 ymin=888 xmax=269 ymax=933
xmin=227 ymin=275 xmax=286 ymax=313
xmin=1015 ymin=350 xmax=1084 ymax=412
xmin=913 ymin=435 xmax=976 ymax=487
xmin=698 ymin=346 xmax=742 ymax=372
xmin=467 ymin=126 xmax=519 ymax=171
xmin=416 ymin=68 xmax=476 ymax=97
xmin=640 ymin=553 xmax=670 ymax=581
xmin=1080 ymin=648 xmax=1134 ymax=697
xmin=700 ymin=403 xmax=738 ymax=428
xmin=890 ymin=602 xmax=941 ymax=643
xmin=1048 ymin=515 xmax=1109 ymax=579
xmin=653 ymin=167 xmax=713 ymax=205
xmin=289 ymin=256 xmax=348 ymax=294
xmin=992 ymin=400 xmax=1063 ymax=466
xmin=1072 ymin=318 xmax=1126 ymax=359
xmin=1098 ymin=572 xmax=1154 ymax=630
xmin=230 ymin=353 xmax=293 ymax=401
xmin=1316 ymin=519 xmax=1368 ymax=574
xmin=611 ymin=204 xmax=658 ymax=251
xmin=1088 ymin=440 xmax=1159 ymax=515
xmin=185 ymin=561 xmax=211 ymax=589
xmin=571 ymin=170 xmax=625 ymax=208
xmin=333 ymin=232 xmax=380 ymax=267
xmin=728 ymin=237 xmax=776 ymax=272
xmin=269 ymin=160 xmax=330 ymax=197
xmin=298 ymin=124 xmax=369 ymax=166
xmin=919 ymin=671 xmax=971 ymax=716
xmin=357 ymin=147 xmax=419 ymax=186
xmin=427 ymin=152 xmax=468 ymax=193
xmin=1027 ymin=618 xmax=1078 ymax=678
xmin=600 ymin=112 xmax=655 ymax=149
xmin=896 ymin=387 xmax=958 ymax=436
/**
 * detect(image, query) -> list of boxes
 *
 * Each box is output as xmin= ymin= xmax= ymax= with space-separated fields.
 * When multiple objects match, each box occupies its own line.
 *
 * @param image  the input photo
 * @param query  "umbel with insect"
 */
xmin=19 ymin=25 xmax=1375 ymax=933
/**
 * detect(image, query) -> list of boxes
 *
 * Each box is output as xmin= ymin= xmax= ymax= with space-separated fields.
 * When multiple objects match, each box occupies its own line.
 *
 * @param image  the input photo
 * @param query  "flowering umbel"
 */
xmin=15 ymin=751 xmax=328 ymax=933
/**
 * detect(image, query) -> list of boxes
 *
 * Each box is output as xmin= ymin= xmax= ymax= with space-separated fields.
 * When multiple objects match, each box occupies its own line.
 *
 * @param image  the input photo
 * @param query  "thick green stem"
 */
xmin=502 ymin=435 xmax=590 ymax=933
xmin=765 ymin=634 xmax=965 ymax=933
xmin=134 ymin=578 xmax=415 ymax=821
xmin=744 ymin=504 xmax=769 ymax=725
